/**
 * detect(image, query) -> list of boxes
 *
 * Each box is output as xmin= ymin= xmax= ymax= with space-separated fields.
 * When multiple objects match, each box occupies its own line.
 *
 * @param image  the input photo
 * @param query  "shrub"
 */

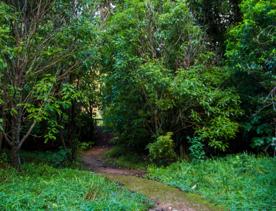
xmin=78 ymin=141 xmax=95 ymax=151
xmin=188 ymin=136 xmax=205 ymax=161
xmin=147 ymin=132 xmax=177 ymax=165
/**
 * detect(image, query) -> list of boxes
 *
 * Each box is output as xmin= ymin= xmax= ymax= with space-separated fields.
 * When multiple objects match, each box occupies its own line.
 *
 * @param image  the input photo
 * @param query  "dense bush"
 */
xmin=148 ymin=154 xmax=276 ymax=210
xmin=0 ymin=164 xmax=152 ymax=210
xmin=147 ymin=132 xmax=177 ymax=165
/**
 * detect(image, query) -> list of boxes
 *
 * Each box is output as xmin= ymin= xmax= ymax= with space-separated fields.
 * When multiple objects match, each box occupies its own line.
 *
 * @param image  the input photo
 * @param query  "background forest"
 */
xmin=0 ymin=0 xmax=275 ymax=210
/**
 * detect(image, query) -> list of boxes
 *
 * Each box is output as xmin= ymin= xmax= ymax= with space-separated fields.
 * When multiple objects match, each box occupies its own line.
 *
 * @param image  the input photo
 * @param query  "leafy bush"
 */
xmin=148 ymin=154 xmax=276 ymax=210
xmin=0 ymin=163 xmax=152 ymax=210
xmin=78 ymin=141 xmax=95 ymax=151
xmin=147 ymin=132 xmax=177 ymax=165
xmin=188 ymin=136 xmax=205 ymax=161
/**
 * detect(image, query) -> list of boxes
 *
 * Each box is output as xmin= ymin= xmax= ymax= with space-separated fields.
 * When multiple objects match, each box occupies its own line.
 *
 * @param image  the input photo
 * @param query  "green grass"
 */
xmin=0 ymin=163 xmax=153 ymax=210
xmin=106 ymin=174 xmax=223 ymax=211
xmin=147 ymin=154 xmax=276 ymax=210
xmin=104 ymin=146 xmax=148 ymax=170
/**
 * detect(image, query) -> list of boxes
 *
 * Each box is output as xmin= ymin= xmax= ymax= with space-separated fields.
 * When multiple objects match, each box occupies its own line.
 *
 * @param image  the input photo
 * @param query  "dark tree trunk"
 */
xmin=67 ymin=101 xmax=78 ymax=161
xmin=179 ymin=143 xmax=189 ymax=160
xmin=10 ymin=146 xmax=21 ymax=169
xmin=0 ymin=133 xmax=3 ymax=151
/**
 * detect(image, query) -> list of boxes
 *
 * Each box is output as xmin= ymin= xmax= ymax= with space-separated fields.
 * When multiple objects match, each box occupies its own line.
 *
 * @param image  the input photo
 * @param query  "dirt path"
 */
xmin=82 ymin=146 xmax=144 ymax=176
xmin=81 ymin=147 xmax=220 ymax=211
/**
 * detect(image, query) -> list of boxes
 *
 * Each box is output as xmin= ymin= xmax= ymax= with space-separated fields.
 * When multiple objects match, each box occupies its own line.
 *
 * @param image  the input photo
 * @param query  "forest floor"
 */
xmin=81 ymin=146 xmax=220 ymax=211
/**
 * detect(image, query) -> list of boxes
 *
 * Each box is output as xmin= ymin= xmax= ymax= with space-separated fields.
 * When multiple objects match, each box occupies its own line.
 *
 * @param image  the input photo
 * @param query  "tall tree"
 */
xmin=225 ymin=0 xmax=276 ymax=152
xmin=0 ymin=0 xmax=97 ymax=167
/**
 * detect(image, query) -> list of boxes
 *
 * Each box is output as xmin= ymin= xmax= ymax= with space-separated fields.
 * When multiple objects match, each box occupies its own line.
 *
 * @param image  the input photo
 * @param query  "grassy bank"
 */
xmin=0 ymin=163 xmax=152 ymax=210
xmin=148 ymin=154 xmax=276 ymax=210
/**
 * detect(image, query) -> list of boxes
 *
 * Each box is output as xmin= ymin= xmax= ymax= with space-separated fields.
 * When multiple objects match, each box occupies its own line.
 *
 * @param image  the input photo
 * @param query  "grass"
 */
xmin=0 ymin=163 xmax=153 ymax=210
xmin=106 ymin=174 xmax=222 ymax=211
xmin=147 ymin=153 xmax=276 ymax=210
xmin=104 ymin=146 xmax=148 ymax=170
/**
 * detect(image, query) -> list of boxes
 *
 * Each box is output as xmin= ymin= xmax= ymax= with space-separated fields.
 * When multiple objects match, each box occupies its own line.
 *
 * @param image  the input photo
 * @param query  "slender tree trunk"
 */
xmin=68 ymin=102 xmax=77 ymax=161
xmin=0 ymin=133 xmax=3 ymax=151
xmin=7 ymin=117 xmax=36 ymax=168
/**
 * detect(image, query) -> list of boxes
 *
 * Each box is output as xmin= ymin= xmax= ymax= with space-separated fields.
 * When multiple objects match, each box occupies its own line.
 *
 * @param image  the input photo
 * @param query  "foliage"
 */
xmin=0 ymin=163 xmax=152 ymax=210
xmin=21 ymin=149 xmax=72 ymax=167
xmin=225 ymin=0 xmax=276 ymax=152
xmin=0 ymin=0 xmax=274 ymax=171
xmin=104 ymin=146 xmax=148 ymax=170
xmin=101 ymin=0 xmax=241 ymax=155
xmin=173 ymin=67 xmax=241 ymax=152
xmin=187 ymin=0 xmax=242 ymax=53
xmin=148 ymin=154 xmax=276 ymax=210
xmin=147 ymin=132 xmax=177 ymax=165
xmin=188 ymin=136 xmax=205 ymax=161
xmin=78 ymin=142 xmax=95 ymax=151
xmin=0 ymin=0 xmax=99 ymax=166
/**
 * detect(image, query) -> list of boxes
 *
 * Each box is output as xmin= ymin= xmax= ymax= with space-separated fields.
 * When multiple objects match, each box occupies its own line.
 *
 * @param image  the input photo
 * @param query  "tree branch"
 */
xmin=17 ymin=121 xmax=36 ymax=150
xmin=3 ymin=132 xmax=13 ymax=147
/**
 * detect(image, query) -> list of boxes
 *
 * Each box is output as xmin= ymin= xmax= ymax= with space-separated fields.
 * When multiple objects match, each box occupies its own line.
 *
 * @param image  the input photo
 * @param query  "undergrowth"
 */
xmin=0 ymin=163 xmax=153 ymax=210
xmin=148 ymin=154 xmax=276 ymax=210
xmin=104 ymin=146 xmax=148 ymax=170
xmin=20 ymin=149 xmax=80 ymax=168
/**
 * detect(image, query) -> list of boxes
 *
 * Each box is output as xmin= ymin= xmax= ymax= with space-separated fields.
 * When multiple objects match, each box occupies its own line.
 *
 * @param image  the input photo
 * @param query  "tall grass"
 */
xmin=148 ymin=154 xmax=276 ymax=210
xmin=0 ymin=164 xmax=152 ymax=210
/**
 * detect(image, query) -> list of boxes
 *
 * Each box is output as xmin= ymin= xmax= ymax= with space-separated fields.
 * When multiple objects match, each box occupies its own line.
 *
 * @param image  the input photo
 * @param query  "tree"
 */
xmin=187 ymin=0 xmax=242 ymax=55
xmin=225 ymin=0 xmax=276 ymax=152
xmin=0 ymin=0 xmax=97 ymax=167
xmin=101 ymin=0 xmax=241 ymax=156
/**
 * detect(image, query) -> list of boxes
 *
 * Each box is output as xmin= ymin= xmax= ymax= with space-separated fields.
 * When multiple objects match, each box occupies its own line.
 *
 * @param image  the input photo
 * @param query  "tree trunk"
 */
xmin=179 ymin=142 xmax=189 ymax=160
xmin=10 ymin=146 xmax=21 ymax=169
xmin=68 ymin=102 xmax=77 ymax=161
xmin=0 ymin=133 xmax=3 ymax=151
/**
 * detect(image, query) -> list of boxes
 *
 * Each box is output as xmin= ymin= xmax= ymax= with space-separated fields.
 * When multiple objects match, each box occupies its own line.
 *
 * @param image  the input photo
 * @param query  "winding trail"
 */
xmin=81 ymin=146 xmax=220 ymax=211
